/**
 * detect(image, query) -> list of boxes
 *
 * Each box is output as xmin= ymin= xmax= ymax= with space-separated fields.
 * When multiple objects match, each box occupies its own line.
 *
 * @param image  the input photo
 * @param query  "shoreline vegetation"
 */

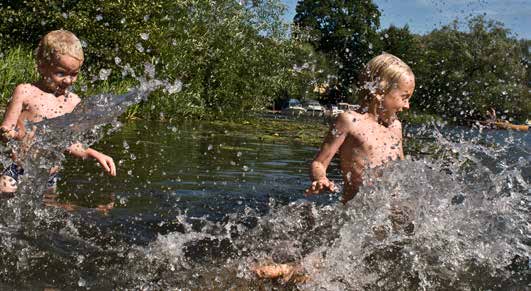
xmin=0 ymin=1 xmax=529 ymax=126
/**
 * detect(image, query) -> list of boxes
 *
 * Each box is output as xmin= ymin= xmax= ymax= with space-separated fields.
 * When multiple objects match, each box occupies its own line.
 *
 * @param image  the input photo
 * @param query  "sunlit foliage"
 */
xmin=294 ymin=0 xmax=382 ymax=102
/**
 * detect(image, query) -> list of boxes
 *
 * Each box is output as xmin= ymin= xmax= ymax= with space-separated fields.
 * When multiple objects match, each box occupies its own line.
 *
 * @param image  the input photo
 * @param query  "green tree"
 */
xmin=415 ymin=16 xmax=529 ymax=122
xmin=379 ymin=25 xmax=421 ymax=67
xmin=294 ymin=0 xmax=381 ymax=102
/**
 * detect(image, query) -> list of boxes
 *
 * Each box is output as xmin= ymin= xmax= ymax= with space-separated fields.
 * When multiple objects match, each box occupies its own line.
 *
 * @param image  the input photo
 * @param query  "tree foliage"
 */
xmin=411 ymin=17 xmax=529 ymax=122
xmin=294 ymin=0 xmax=381 ymax=102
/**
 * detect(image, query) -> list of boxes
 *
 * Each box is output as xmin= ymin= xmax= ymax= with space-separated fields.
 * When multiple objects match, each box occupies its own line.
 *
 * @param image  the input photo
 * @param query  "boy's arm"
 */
xmin=67 ymin=143 xmax=116 ymax=176
xmin=1 ymin=85 xmax=27 ymax=141
xmin=305 ymin=113 xmax=350 ymax=196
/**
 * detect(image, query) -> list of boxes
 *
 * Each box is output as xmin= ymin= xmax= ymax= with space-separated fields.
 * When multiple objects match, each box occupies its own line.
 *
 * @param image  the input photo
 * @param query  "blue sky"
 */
xmin=281 ymin=0 xmax=530 ymax=39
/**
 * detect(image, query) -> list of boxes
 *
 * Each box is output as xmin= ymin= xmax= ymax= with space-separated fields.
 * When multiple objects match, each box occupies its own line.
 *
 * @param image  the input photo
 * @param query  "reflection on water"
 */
xmin=1 ymin=119 xmax=529 ymax=290
xmin=60 ymin=120 xmax=339 ymax=219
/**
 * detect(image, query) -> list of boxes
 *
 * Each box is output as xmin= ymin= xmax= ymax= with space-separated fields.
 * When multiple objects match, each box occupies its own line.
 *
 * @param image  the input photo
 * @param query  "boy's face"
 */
xmin=382 ymin=74 xmax=415 ymax=115
xmin=39 ymin=54 xmax=82 ymax=96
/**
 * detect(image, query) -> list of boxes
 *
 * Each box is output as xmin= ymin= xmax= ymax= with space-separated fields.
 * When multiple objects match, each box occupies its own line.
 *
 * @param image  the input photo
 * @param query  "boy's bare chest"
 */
xmin=348 ymin=125 xmax=402 ymax=161
xmin=21 ymin=96 xmax=75 ymax=122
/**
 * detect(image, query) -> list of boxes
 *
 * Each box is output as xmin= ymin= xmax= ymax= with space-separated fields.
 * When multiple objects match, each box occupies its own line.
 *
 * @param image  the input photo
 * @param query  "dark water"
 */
xmin=1 ymin=118 xmax=529 ymax=290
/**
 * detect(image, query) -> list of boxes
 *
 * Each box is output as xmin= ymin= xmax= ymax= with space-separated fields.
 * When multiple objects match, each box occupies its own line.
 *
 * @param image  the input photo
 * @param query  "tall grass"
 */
xmin=0 ymin=46 xmax=38 ymax=106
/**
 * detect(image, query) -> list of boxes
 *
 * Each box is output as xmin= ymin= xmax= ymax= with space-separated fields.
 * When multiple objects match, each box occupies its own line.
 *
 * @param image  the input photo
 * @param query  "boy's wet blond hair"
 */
xmin=36 ymin=30 xmax=84 ymax=66
xmin=357 ymin=53 xmax=413 ymax=109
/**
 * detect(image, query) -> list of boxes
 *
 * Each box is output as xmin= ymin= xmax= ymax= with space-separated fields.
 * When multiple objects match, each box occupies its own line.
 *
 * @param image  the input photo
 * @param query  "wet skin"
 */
xmin=305 ymin=74 xmax=415 ymax=202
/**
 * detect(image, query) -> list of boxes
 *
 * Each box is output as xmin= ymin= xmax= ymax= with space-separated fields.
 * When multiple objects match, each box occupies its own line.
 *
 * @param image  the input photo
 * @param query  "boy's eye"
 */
xmin=55 ymin=72 xmax=65 ymax=77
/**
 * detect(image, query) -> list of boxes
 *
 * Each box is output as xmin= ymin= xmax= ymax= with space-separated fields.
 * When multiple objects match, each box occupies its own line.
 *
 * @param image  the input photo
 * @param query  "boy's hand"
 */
xmin=305 ymin=178 xmax=336 ymax=196
xmin=92 ymin=152 xmax=116 ymax=176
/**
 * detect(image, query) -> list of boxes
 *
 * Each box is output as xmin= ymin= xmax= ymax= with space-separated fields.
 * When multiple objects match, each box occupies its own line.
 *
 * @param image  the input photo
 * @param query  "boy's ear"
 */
xmin=374 ymin=86 xmax=385 ymax=101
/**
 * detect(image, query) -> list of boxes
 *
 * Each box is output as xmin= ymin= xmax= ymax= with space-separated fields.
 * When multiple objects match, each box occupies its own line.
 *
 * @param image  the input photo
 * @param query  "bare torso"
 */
xmin=8 ymin=83 xmax=80 ymax=138
xmin=337 ymin=112 xmax=403 ymax=200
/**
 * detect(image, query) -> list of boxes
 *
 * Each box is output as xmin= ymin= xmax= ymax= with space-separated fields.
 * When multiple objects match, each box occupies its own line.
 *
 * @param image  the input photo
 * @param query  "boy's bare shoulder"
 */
xmin=336 ymin=111 xmax=360 ymax=123
xmin=389 ymin=119 xmax=402 ymax=132
xmin=11 ymin=83 xmax=38 ymax=100
xmin=334 ymin=111 xmax=364 ymax=134
xmin=68 ymin=92 xmax=82 ymax=104
xmin=389 ymin=119 xmax=402 ymax=136
xmin=336 ymin=111 xmax=367 ymax=125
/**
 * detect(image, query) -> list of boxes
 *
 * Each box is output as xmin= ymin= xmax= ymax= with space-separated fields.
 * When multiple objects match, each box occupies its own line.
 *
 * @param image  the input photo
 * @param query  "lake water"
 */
xmin=1 ymin=118 xmax=529 ymax=290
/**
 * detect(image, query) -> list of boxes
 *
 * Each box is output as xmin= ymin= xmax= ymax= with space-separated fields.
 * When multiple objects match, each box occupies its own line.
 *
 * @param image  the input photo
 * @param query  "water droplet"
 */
xmin=140 ymin=33 xmax=149 ymax=40
xmin=135 ymin=43 xmax=144 ymax=52
xmin=78 ymin=278 xmax=86 ymax=287
xmin=165 ymin=79 xmax=182 ymax=94
xmin=98 ymin=68 xmax=112 ymax=80
xmin=144 ymin=62 xmax=155 ymax=78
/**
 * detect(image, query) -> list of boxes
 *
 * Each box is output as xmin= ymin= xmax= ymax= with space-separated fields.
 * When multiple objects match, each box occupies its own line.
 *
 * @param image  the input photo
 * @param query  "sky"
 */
xmin=281 ymin=0 xmax=530 ymax=39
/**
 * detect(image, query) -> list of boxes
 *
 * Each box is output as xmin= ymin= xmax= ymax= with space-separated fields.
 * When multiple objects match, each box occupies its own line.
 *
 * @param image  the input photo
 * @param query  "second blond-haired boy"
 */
xmin=0 ymin=29 xmax=116 ymax=194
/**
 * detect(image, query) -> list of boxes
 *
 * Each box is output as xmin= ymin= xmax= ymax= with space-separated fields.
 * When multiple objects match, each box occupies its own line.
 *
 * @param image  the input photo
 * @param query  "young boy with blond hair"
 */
xmin=0 ymin=29 xmax=116 ymax=194
xmin=254 ymin=53 xmax=415 ymax=280
xmin=305 ymin=52 xmax=414 ymax=203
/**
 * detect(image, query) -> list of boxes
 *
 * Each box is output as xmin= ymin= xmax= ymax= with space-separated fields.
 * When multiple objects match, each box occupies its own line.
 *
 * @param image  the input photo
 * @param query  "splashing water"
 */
xmin=96 ymin=125 xmax=529 ymax=290
xmin=0 ymin=73 xmax=180 ymax=227
xmin=0 ymin=102 xmax=528 ymax=290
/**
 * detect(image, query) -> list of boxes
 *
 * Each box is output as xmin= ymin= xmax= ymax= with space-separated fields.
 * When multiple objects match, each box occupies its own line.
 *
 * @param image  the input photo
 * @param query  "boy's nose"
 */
xmin=63 ymin=76 xmax=73 ymax=85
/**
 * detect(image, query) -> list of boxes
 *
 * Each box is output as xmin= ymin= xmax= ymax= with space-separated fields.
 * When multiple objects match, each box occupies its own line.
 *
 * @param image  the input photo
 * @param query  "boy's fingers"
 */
xmin=109 ymin=160 xmax=116 ymax=176
xmin=101 ymin=160 xmax=110 ymax=172
xmin=304 ymin=187 xmax=318 ymax=196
